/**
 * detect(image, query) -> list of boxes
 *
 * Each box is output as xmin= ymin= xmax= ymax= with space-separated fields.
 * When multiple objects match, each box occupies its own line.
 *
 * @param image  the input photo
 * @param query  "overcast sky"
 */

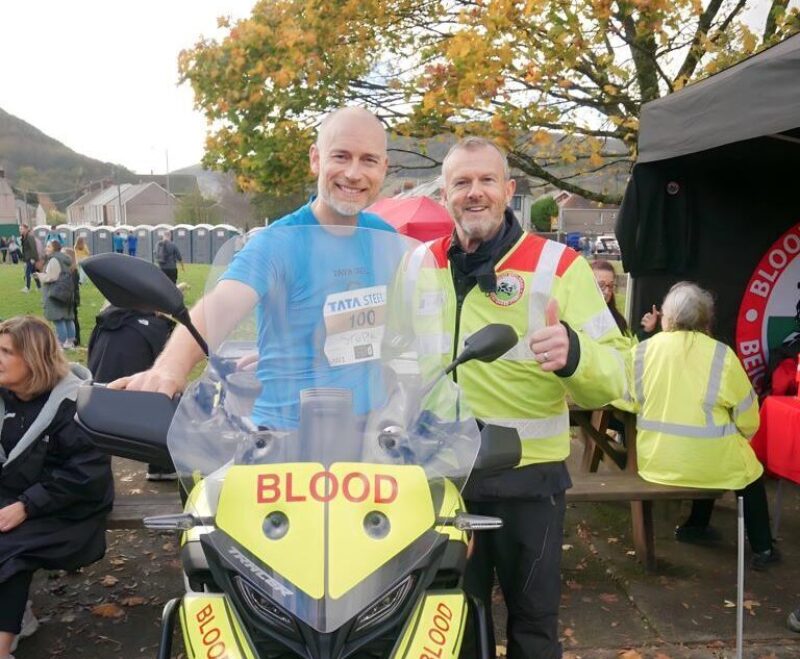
xmin=0 ymin=0 xmax=257 ymax=175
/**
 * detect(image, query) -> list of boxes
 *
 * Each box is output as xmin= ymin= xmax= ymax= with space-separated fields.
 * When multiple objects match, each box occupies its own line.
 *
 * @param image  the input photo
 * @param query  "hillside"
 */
xmin=0 ymin=106 xmax=134 ymax=209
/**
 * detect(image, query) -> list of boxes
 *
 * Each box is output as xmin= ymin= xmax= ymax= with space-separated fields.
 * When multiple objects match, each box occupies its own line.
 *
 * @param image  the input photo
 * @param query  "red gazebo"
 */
xmin=368 ymin=196 xmax=454 ymax=242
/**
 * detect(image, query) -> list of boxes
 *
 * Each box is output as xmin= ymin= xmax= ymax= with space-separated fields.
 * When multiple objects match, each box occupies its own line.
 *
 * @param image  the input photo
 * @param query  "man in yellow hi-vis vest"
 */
xmin=430 ymin=138 xmax=628 ymax=659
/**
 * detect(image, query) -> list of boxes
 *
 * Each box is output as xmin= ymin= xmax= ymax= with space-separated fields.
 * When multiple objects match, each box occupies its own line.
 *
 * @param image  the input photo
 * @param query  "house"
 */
xmin=0 ymin=169 xmax=15 ymax=223
xmin=555 ymin=192 xmax=618 ymax=236
xmin=109 ymin=182 xmax=178 ymax=226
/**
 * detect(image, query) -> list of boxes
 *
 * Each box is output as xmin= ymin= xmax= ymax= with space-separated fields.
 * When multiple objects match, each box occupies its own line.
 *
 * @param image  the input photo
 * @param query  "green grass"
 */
xmin=0 ymin=262 xmax=211 ymax=364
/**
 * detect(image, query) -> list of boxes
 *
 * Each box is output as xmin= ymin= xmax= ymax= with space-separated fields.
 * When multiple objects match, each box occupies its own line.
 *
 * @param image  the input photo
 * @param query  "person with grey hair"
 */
xmin=631 ymin=282 xmax=777 ymax=569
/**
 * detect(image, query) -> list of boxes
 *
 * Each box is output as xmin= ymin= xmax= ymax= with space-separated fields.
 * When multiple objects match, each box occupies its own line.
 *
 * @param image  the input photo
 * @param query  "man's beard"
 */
xmin=319 ymin=184 xmax=369 ymax=217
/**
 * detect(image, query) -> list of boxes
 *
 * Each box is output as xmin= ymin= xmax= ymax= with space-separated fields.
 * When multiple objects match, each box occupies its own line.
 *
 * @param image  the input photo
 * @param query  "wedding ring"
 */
xmin=542 ymin=351 xmax=550 ymax=362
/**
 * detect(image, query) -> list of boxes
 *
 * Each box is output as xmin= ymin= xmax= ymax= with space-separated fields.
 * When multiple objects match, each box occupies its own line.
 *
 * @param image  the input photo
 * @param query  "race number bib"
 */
xmin=323 ymin=285 xmax=387 ymax=366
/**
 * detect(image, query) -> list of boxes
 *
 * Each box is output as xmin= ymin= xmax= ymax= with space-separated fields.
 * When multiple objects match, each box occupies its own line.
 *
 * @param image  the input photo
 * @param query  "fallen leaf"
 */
xmin=91 ymin=603 xmax=125 ymax=619
xmin=618 ymin=650 xmax=643 ymax=659
xmin=681 ymin=602 xmax=689 ymax=609
xmin=562 ymin=544 xmax=574 ymax=551
xmin=120 ymin=596 xmax=147 ymax=607
xmin=723 ymin=599 xmax=736 ymax=608
xmin=563 ymin=628 xmax=574 ymax=637
xmin=607 ymin=537 xmax=619 ymax=544
xmin=100 ymin=575 xmax=119 ymax=587
xmin=654 ymin=653 xmax=672 ymax=659
xmin=625 ymin=550 xmax=636 ymax=556
xmin=599 ymin=593 xmax=619 ymax=604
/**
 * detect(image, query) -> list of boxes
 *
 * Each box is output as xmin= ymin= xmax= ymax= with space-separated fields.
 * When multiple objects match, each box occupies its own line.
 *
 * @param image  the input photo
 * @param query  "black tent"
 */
xmin=616 ymin=33 xmax=800 ymax=391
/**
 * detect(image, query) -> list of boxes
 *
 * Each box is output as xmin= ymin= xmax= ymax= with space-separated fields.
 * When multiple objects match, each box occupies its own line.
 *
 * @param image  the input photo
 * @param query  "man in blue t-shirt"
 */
xmin=110 ymin=107 xmax=397 ymax=421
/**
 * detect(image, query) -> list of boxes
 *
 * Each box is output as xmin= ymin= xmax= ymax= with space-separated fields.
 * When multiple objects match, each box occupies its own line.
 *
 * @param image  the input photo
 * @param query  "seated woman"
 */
xmin=0 ymin=316 xmax=114 ymax=658
xmin=630 ymin=282 xmax=777 ymax=569
xmin=590 ymin=260 xmax=660 ymax=341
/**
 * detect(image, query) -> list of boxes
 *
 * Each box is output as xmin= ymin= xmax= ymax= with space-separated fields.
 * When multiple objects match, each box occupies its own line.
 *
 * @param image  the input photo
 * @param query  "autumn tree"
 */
xmin=179 ymin=0 xmax=799 ymax=204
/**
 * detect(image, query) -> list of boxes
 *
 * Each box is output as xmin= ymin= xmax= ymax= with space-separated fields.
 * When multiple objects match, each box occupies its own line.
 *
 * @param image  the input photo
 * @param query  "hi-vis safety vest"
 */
xmin=631 ymin=331 xmax=763 ymax=490
xmin=406 ymin=233 xmax=628 ymax=467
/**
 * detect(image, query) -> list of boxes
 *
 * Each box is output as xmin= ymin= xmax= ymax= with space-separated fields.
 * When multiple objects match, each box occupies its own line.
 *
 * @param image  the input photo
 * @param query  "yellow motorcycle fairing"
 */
xmin=215 ymin=462 xmax=435 ymax=600
xmin=180 ymin=594 xmax=255 ymax=659
xmin=390 ymin=590 xmax=468 ymax=659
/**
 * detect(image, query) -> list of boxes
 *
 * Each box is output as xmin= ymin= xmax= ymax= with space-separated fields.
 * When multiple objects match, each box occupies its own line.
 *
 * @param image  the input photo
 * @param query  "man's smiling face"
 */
xmin=310 ymin=110 xmax=388 ymax=221
xmin=442 ymin=144 xmax=515 ymax=252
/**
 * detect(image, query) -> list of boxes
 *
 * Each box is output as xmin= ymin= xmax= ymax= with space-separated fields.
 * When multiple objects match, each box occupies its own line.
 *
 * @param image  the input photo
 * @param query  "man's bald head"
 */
xmin=316 ymin=107 xmax=387 ymax=152
xmin=309 ymin=107 xmax=389 ymax=224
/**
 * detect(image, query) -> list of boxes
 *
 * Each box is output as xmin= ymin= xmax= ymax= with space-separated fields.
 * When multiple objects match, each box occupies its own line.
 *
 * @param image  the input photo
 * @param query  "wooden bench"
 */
xmin=108 ymin=493 xmax=183 ymax=530
xmin=569 ymin=406 xmax=725 ymax=571
xmin=566 ymin=472 xmax=723 ymax=571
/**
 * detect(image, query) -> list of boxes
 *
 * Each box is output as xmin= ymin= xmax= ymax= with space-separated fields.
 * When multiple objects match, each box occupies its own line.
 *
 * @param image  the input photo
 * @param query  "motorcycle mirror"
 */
xmin=445 ymin=324 xmax=518 ymax=374
xmin=81 ymin=253 xmax=209 ymax=355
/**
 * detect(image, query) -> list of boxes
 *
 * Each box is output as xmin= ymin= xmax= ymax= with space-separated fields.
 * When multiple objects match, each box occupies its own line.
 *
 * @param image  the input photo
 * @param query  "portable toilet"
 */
xmin=172 ymin=224 xmax=193 ymax=263
xmin=211 ymin=224 xmax=240 ymax=262
xmin=133 ymin=225 xmax=154 ymax=262
xmin=73 ymin=226 xmax=94 ymax=255
xmin=91 ymin=226 xmax=114 ymax=254
xmin=151 ymin=224 xmax=173 ymax=261
xmin=191 ymin=224 xmax=213 ymax=264
xmin=56 ymin=224 xmax=75 ymax=247
xmin=33 ymin=226 xmax=49 ymax=250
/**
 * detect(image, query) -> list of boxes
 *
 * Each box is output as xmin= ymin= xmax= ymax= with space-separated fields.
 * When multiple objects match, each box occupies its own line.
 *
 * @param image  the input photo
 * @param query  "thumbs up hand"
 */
xmin=641 ymin=305 xmax=661 ymax=333
xmin=528 ymin=298 xmax=569 ymax=372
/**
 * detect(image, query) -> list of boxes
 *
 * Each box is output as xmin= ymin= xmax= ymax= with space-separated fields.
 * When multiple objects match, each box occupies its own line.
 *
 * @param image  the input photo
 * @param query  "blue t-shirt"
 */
xmin=221 ymin=203 xmax=399 ymax=427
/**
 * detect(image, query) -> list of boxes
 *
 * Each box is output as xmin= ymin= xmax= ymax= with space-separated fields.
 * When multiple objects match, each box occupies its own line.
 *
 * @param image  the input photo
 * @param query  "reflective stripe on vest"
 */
xmin=733 ymin=389 xmax=756 ymax=421
xmin=582 ymin=308 xmax=619 ymax=340
xmin=503 ymin=240 xmax=565 ymax=362
xmin=485 ymin=411 xmax=569 ymax=439
xmin=416 ymin=332 xmax=453 ymax=355
xmin=635 ymin=339 xmax=739 ymax=439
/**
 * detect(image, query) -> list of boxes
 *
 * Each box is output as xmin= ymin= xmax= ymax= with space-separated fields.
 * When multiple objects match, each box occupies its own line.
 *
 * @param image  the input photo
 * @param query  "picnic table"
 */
xmin=568 ymin=405 xmax=722 ymax=571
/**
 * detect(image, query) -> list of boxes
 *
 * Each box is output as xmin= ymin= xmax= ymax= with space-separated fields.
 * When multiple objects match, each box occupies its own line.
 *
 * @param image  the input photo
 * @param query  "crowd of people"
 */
xmin=1 ymin=107 xmax=798 ymax=657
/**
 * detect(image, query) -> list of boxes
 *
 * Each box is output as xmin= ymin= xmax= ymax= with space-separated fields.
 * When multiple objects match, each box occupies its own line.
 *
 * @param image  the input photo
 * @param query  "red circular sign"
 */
xmin=736 ymin=221 xmax=800 ymax=394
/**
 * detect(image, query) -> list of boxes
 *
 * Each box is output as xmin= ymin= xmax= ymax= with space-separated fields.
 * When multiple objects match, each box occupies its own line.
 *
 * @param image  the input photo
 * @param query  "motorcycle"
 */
xmin=75 ymin=225 xmax=521 ymax=659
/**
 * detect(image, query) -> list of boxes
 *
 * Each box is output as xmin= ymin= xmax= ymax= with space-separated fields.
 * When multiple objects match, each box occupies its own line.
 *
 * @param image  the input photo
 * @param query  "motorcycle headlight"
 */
xmin=352 ymin=575 xmax=416 ymax=634
xmin=233 ymin=575 xmax=294 ymax=632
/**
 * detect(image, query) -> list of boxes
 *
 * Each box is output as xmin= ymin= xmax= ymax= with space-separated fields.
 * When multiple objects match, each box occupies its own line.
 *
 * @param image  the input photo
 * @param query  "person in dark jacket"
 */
xmin=0 ymin=316 xmax=113 ymax=657
xmin=62 ymin=248 xmax=82 ymax=347
xmin=18 ymin=225 xmax=40 ymax=293
xmin=87 ymin=304 xmax=175 ymax=480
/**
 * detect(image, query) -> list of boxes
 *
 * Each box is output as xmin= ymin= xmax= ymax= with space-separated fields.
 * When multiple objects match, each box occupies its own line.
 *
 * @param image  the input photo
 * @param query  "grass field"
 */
xmin=0 ymin=261 xmax=211 ymax=363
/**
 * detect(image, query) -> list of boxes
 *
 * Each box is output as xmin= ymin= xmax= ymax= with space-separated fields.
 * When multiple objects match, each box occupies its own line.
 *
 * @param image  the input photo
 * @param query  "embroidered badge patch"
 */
xmin=489 ymin=273 xmax=525 ymax=306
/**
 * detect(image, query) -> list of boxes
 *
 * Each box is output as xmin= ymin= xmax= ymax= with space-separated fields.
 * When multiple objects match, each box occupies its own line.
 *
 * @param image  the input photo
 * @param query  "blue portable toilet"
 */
xmin=172 ymin=224 xmax=193 ymax=263
xmin=191 ymin=224 xmax=212 ymax=264
xmin=33 ymin=226 xmax=49 ymax=251
xmin=134 ymin=225 xmax=154 ymax=263
xmin=211 ymin=224 xmax=241 ymax=263
xmin=91 ymin=226 xmax=114 ymax=254
xmin=56 ymin=224 xmax=75 ymax=247
xmin=73 ymin=226 xmax=94 ymax=254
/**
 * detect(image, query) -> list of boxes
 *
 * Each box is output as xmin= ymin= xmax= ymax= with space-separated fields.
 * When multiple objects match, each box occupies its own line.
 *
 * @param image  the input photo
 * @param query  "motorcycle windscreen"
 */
xmin=168 ymin=225 xmax=483 ymax=633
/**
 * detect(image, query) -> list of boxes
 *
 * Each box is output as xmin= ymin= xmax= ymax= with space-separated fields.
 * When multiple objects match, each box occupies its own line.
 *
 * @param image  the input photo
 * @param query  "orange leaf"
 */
xmin=100 ymin=575 xmax=119 ymax=587
xmin=91 ymin=603 xmax=125 ymax=619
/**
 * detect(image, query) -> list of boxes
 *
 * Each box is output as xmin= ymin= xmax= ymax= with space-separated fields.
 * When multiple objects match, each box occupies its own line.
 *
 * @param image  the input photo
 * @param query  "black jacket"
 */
xmin=1 ymin=372 xmax=114 ymax=582
xmin=0 ymin=393 xmax=113 ymax=520
xmin=87 ymin=307 xmax=173 ymax=382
